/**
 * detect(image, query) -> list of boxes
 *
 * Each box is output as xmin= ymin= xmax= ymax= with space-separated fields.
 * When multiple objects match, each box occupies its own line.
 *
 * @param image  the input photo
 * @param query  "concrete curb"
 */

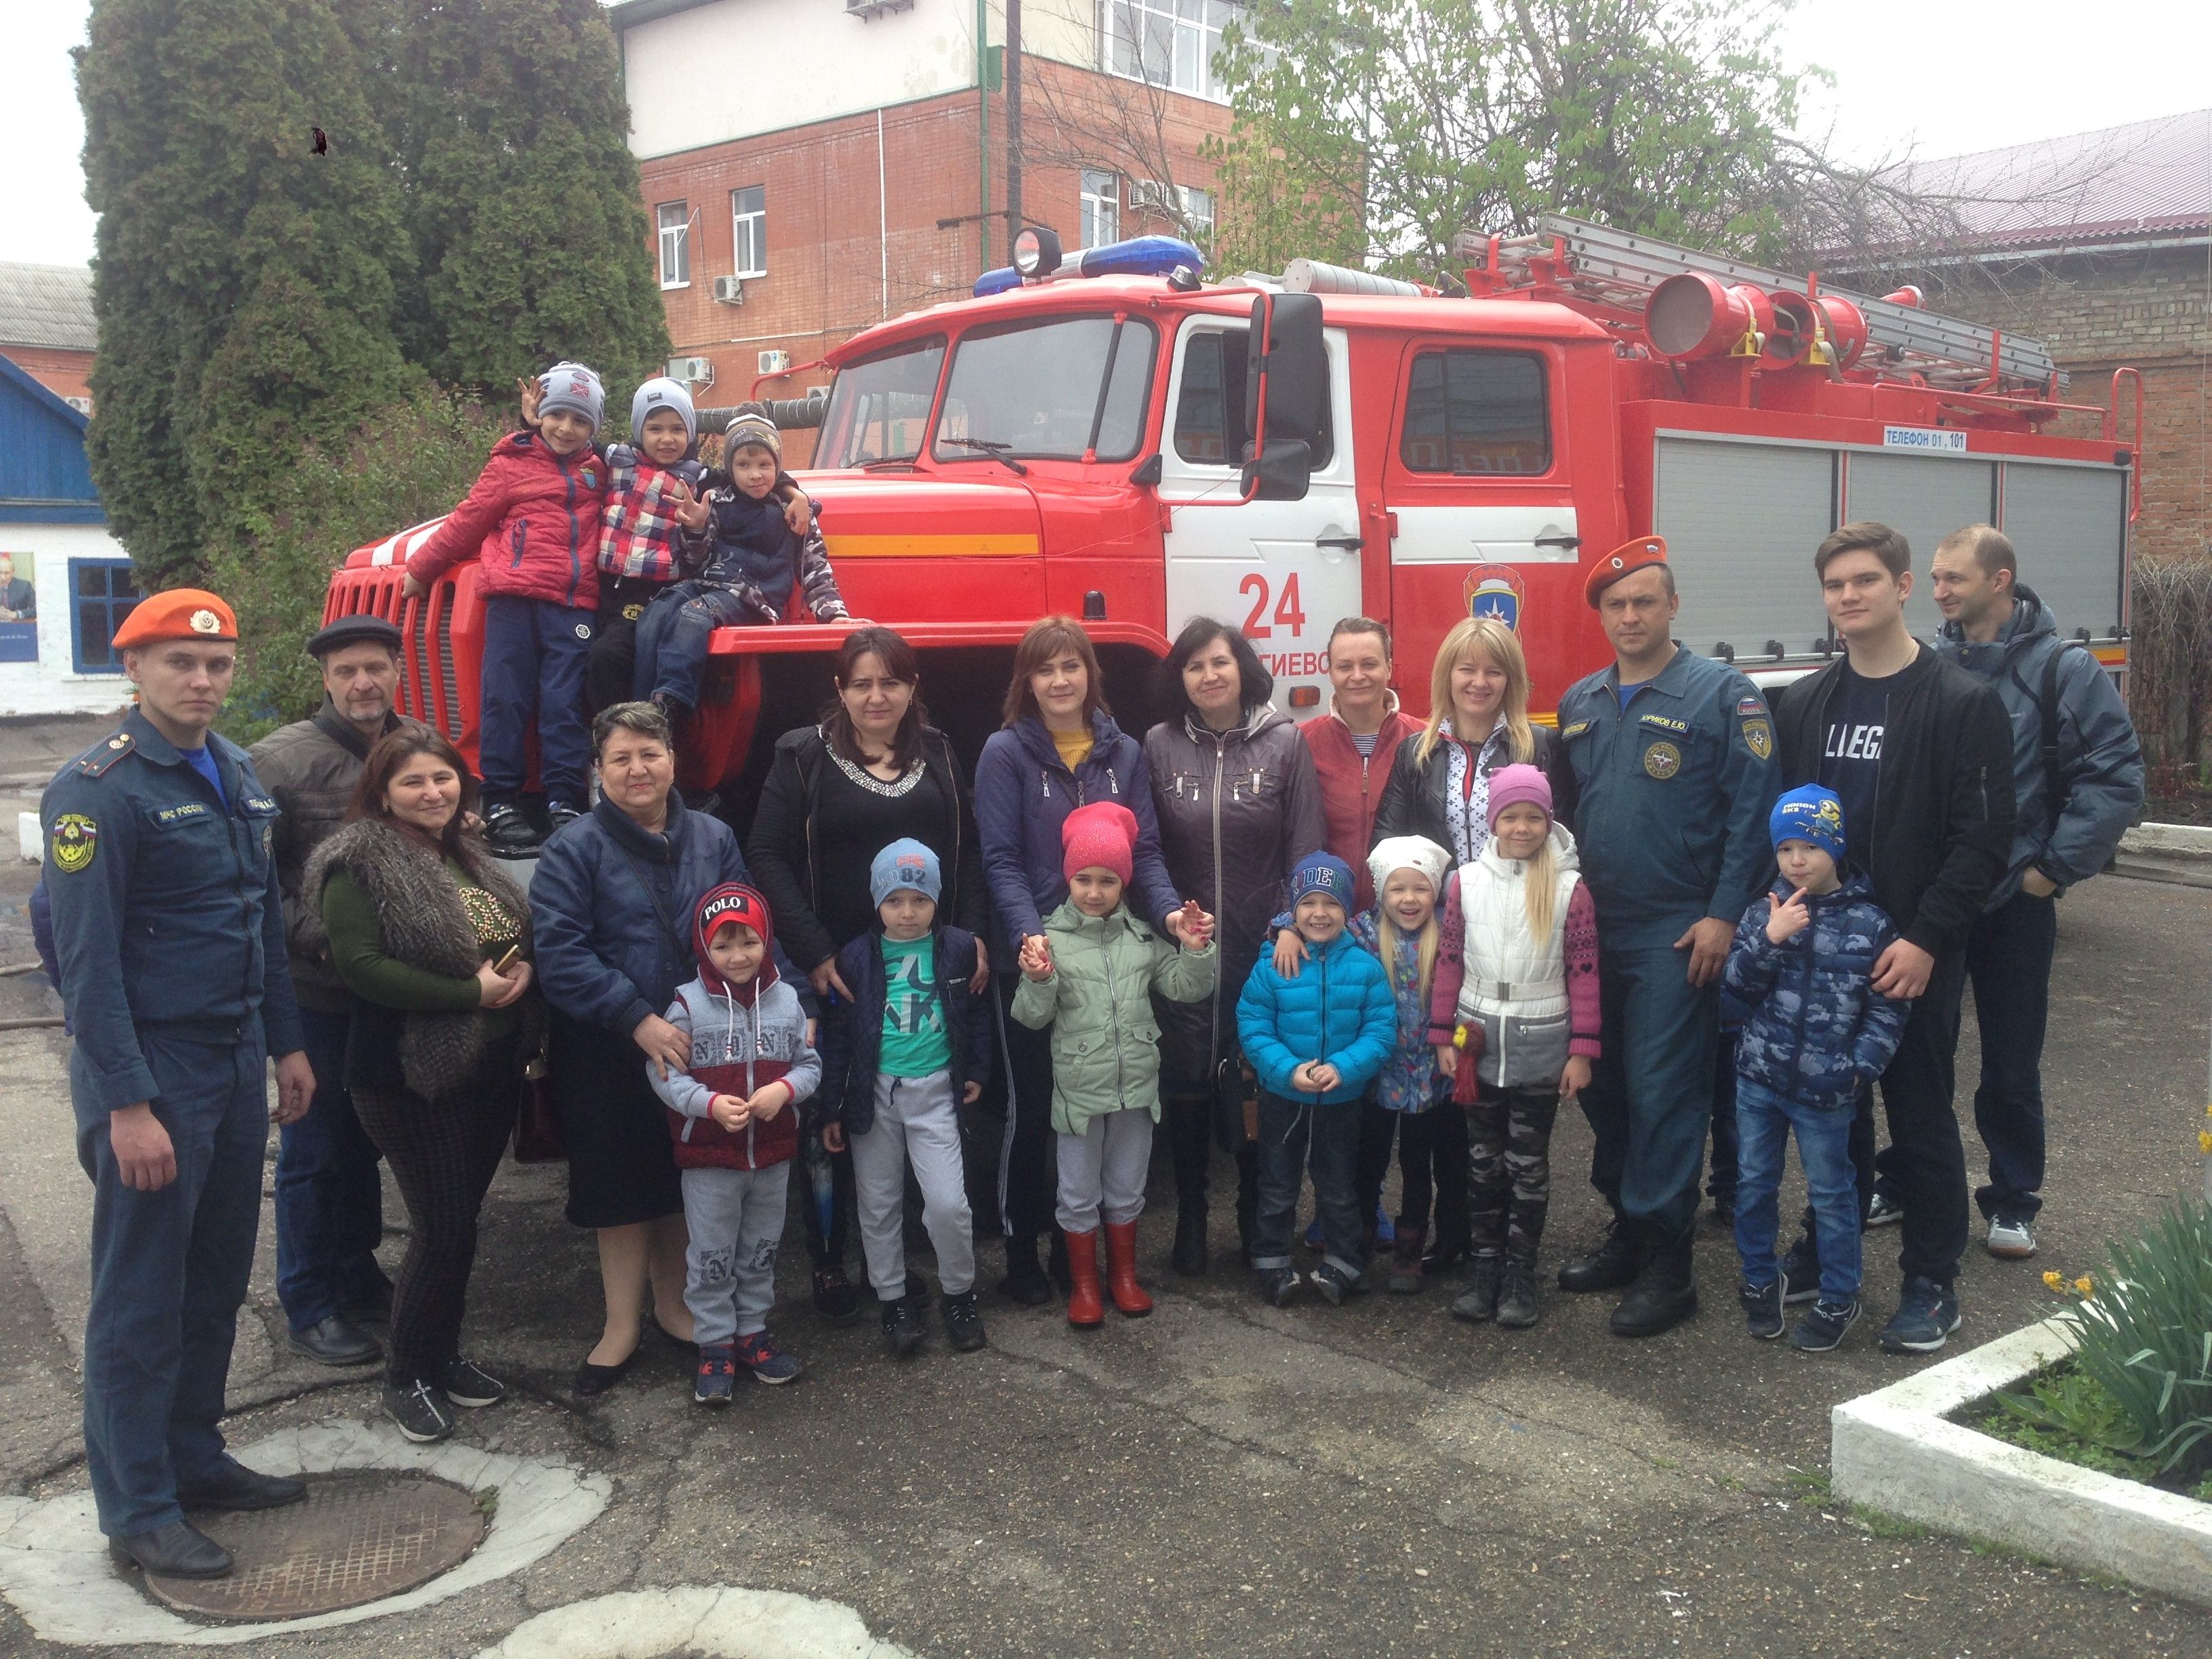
xmin=1831 ymin=1315 xmax=2212 ymax=1608
xmin=2121 ymin=821 xmax=2212 ymax=858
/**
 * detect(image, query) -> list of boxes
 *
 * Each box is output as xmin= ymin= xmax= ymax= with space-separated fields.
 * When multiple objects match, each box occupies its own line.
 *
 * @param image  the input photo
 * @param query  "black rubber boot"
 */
xmin=1610 ymin=1224 xmax=1698 ymax=1338
xmin=1557 ymin=1211 xmax=1641 ymax=1294
xmin=998 ymin=1235 xmax=1051 ymax=1307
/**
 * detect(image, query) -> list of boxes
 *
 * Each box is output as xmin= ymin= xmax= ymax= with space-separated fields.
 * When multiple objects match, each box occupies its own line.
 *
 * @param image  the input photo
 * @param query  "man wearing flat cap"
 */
xmin=247 ymin=613 xmax=427 ymax=1370
xmin=1551 ymin=540 xmax=1780 ymax=1338
xmin=41 ymin=590 xmax=316 ymax=1580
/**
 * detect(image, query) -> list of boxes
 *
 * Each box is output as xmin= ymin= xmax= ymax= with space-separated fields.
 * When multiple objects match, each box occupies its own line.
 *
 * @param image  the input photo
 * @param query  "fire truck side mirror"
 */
xmin=1242 ymin=292 xmax=1324 ymax=501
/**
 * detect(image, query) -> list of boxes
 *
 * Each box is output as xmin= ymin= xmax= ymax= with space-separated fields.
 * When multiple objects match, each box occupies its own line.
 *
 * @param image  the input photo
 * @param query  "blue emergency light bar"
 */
xmin=970 ymin=234 xmax=1205 ymax=298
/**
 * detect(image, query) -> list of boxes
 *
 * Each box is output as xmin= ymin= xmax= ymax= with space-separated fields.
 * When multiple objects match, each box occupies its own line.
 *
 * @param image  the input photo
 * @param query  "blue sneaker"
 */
xmin=1739 ymin=1278 xmax=1784 ymax=1340
xmin=735 ymin=1330 xmax=804 ymax=1385
xmin=1791 ymin=1298 xmax=1861 ymax=1352
xmin=1879 ymin=1277 xmax=1961 ymax=1354
xmin=694 ymin=1345 xmax=737 ymax=1406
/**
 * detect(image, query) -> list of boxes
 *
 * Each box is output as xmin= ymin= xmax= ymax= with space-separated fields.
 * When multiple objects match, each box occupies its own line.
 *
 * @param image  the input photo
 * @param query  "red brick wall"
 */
xmin=1 ymin=346 xmax=93 ymax=407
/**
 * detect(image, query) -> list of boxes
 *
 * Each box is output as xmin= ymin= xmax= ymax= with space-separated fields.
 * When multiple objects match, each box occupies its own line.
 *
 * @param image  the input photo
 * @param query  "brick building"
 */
xmin=609 ymin=0 xmax=1236 ymax=458
xmin=0 ymin=264 xmax=96 ymax=411
xmin=1835 ymin=109 xmax=2210 ymax=568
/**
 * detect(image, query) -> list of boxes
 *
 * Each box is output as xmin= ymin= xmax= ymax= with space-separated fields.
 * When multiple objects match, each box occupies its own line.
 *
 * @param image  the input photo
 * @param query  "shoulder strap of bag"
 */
xmin=2036 ymin=641 xmax=2085 ymax=811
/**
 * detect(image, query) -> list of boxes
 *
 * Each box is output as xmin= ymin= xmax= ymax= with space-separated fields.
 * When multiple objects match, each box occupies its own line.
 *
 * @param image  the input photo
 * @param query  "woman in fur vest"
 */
xmin=305 ymin=731 xmax=537 ymax=1445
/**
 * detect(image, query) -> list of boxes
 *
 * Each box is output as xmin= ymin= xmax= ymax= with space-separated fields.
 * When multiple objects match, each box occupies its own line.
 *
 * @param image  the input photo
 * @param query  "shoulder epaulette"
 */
xmin=75 ymin=731 xmax=135 ymax=777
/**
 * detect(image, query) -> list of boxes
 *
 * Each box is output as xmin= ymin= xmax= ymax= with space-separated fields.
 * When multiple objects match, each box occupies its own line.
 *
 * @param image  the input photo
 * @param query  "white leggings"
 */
xmin=1054 ymin=1108 xmax=1153 ymax=1234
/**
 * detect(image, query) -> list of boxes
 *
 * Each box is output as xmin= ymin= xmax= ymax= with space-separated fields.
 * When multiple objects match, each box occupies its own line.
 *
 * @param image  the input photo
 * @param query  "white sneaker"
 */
xmin=1986 ymin=1217 xmax=2037 ymax=1259
xmin=1864 ymin=1192 xmax=1904 ymax=1229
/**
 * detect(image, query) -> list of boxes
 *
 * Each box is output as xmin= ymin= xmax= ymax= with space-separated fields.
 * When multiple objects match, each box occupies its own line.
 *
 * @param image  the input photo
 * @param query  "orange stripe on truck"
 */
xmin=824 ymin=533 xmax=1041 ymax=558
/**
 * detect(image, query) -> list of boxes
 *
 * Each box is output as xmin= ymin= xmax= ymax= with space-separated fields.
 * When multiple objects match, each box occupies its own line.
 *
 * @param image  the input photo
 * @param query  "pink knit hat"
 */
xmin=1061 ymin=801 xmax=1138 ymax=884
xmin=1485 ymin=762 xmax=1553 ymax=828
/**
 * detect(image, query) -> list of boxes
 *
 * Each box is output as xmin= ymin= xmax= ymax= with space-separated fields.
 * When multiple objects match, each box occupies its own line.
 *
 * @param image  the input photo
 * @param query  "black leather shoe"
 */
xmin=176 ymin=1459 xmax=306 ymax=1513
xmin=285 ymin=1314 xmax=382 ymax=1368
xmin=811 ymin=1264 xmax=862 ymax=1326
xmin=571 ymin=1346 xmax=637 ymax=1398
xmin=1610 ymin=1226 xmax=1699 ymax=1338
xmin=1557 ymin=1214 xmax=1643 ymax=1294
xmin=108 ymin=1520 xmax=233 ymax=1578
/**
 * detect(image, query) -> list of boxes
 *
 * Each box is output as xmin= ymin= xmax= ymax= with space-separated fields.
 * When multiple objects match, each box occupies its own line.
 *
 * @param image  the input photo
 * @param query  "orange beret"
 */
xmin=1584 ymin=537 xmax=1668 ymax=608
xmin=110 ymin=589 xmax=238 ymax=650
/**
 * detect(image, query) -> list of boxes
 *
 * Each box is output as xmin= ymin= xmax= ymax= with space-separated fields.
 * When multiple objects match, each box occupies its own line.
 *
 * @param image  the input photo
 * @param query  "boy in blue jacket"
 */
xmin=1723 ymin=785 xmax=1910 ymax=1353
xmin=1237 ymin=853 xmax=1396 ymax=1307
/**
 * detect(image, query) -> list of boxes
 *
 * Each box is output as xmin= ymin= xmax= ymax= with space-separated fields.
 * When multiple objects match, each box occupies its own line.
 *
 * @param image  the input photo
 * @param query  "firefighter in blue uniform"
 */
xmin=42 ymin=590 xmax=316 ymax=1580
xmin=1553 ymin=540 xmax=1780 ymax=1338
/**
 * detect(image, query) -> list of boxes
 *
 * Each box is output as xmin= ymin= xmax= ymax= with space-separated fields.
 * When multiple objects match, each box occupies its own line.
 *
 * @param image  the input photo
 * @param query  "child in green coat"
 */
xmin=1012 ymin=803 xmax=1216 ymax=1328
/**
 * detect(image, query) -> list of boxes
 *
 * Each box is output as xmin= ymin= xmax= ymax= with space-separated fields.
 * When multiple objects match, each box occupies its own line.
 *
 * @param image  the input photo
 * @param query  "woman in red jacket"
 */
xmin=1301 ymin=618 xmax=1426 ymax=914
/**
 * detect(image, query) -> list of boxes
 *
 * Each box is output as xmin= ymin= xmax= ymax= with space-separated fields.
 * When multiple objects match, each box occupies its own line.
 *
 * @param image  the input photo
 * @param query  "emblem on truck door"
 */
xmin=1462 ymin=565 xmax=1527 ymax=630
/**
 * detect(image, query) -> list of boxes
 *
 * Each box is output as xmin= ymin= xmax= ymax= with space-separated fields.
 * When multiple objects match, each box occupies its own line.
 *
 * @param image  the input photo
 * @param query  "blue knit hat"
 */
xmin=1287 ymin=852 xmax=1358 ymax=912
xmin=870 ymin=838 xmax=941 ymax=907
xmin=1769 ymin=783 xmax=1846 ymax=865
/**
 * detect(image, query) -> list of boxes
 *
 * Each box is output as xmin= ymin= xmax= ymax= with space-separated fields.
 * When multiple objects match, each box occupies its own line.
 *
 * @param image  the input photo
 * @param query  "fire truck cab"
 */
xmin=331 ymin=218 xmax=2139 ymax=803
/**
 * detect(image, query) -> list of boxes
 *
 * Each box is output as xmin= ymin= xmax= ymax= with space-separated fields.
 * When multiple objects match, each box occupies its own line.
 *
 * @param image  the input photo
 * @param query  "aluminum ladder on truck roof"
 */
xmin=1465 ymin=216 xmax=2061 ymax=392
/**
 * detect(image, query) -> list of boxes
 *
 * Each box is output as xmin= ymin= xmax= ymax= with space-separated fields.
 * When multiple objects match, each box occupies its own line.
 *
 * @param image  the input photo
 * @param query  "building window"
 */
xmin=1080 ymin=170 xmax=1121 ymax=248
xmin=731 ymin=186 xmax=766 ymax=278
xmin=1133 ymin=179 xmax=1213 ymax=245
xmin=1400 ymin=350 xmax=1551 ymax=476
xmin=69 ymin=558 xmax=139 ymax=674
xmin=657 ymin=201 xmax=691 ymax=288
xmin=1100 ymin=0 xmax=1233 ymax=102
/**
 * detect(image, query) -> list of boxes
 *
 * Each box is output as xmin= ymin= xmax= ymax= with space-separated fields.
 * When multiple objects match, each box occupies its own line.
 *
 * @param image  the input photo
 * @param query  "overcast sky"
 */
xmin=4 ymin=0 xmax=2206 ymax=267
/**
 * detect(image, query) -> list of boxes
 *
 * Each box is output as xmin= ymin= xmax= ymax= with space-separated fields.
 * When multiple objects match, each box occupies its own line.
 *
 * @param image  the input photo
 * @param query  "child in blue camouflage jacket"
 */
xmin=1723 ymin=784 xmax=1910 ymax=1353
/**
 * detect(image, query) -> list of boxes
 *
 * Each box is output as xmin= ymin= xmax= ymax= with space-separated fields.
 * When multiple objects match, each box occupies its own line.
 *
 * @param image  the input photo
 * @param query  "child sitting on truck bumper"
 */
xmin=633 ymin=403 xmax=850 ymax=722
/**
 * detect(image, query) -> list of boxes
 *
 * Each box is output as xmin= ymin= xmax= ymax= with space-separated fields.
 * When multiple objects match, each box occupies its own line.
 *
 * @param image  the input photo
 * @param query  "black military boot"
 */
xmin=1610 ymin=1224 xmax=1698 ymax=1338
xmin=1557 ymin=1210 xmax=1641 ymax=1293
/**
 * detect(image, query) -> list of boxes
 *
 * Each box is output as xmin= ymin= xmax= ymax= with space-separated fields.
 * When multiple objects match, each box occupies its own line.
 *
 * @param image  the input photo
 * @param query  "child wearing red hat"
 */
xmin=1011 ymin=803 xmax=1216 ymax=1326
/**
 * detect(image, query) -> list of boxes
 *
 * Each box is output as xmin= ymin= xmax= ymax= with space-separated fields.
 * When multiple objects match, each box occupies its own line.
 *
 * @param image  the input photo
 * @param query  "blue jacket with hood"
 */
xmin=1724 ymin=872 xmax=1910 ymax=1111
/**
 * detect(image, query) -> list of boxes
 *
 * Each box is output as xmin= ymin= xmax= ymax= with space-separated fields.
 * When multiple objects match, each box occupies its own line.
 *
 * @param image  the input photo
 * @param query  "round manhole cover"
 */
xmin=142 ymin=1471 xmax=487 ymax=1621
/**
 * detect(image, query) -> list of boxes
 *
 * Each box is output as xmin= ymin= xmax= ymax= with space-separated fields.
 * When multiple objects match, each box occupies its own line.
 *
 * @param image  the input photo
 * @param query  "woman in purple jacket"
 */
xmin=974 ymin=617 xmax=1189 ymax=1306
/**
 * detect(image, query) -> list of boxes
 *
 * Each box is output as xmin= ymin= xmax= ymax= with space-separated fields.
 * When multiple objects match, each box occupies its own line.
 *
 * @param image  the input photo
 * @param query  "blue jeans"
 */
xmin=1580 ymin=941 xmax=1720 ymax=1240
xmin=1252 ymin=1090 xmax=1364 ymax=1284
xmin=1966 ymin=890 xmax=2057 ymax=1223
xmin=1734 ymin=1076 xmax=1860 ymax=1305
xmin=274 ymin=1005 xmax=389 ymax=1330
xmin=632 ymin=581 xmax=760 ymax=712
xmin=478 ymin=595 xmax=592 ymax=808
xmin=73 ymin=1025 xmax=268 ymax=1536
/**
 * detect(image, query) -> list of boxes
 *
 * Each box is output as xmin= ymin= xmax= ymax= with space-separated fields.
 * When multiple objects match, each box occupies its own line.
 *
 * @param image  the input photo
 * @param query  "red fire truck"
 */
xmin=327 ymin=216 xmax=2140 ymax=801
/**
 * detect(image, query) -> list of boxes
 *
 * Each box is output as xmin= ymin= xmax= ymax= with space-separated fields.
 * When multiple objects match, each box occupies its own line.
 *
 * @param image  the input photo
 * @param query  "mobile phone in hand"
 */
xmin=491 ymin=944 xmax=522 ymax=975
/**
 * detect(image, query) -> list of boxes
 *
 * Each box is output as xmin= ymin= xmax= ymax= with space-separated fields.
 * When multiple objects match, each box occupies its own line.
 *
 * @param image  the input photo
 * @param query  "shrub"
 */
xmin=2007 ymin=1199 xmax=2212 ymax=1482
xmin=208 ymin=386 xmax=509 ymax=745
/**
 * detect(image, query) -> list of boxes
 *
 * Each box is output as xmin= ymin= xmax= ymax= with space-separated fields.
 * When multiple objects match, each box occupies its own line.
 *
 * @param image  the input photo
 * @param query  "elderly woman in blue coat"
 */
xmin=531 ymin=701 xmax=805 ymax=1395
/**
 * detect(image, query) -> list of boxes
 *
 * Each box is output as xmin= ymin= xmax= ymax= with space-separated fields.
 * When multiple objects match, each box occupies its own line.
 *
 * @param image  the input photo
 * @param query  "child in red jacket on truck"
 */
xmin=403 ymin=360 xmax=608 ymax=855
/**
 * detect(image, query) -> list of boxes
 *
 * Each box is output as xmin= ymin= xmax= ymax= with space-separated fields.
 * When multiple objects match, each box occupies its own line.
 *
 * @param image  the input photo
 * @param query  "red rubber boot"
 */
xmin=1104 ymin=1221 xmax=1154 ymax=1317
xmin=1063 ymin=1229 xmax=1105 ymax=1327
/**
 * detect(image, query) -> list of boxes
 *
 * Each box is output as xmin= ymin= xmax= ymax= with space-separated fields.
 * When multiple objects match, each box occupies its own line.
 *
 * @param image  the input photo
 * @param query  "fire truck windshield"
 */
xmin=817 ymin=336 xmax=947 ymax=468
xmin=933 ymin=315 xmax=1158 ymax=464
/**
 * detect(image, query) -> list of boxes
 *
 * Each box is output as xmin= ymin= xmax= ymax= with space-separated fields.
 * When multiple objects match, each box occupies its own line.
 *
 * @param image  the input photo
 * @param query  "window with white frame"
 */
xmin=1099 ymin=0 xmax=1234 ymax=102
xmin=657 ymin=201 xmax=691 ymax=288
xmin=731 ymin=186 xmax=766 ymax=278
xmin=1080 ymin=170 xmax=1121 ymax=248
xmin=1132 ymin=180 xmax=1214 ymax=244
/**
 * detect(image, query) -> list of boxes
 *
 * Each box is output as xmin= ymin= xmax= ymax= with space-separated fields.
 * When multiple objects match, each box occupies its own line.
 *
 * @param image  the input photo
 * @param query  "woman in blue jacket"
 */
xmin=973 ymin=617 xmax=1187 ymax=1305
xmin=531 ymin=701 xmax=804 ymax=1395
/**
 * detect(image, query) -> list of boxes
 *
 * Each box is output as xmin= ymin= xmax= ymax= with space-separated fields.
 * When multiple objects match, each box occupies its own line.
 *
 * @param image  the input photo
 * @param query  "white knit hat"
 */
xmin=1367 ymin=836 xmax=1451 ymax=899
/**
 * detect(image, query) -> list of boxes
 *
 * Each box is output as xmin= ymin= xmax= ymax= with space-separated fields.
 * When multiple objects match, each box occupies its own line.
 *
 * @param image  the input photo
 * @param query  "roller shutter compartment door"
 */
xmin=1653 ymin=438 xmax=1836 ymax=659
xmin=2001 ymin=464 xmax=2127 ymax=641
xmin=1843 ymin=453 xmax=1996 ymax=641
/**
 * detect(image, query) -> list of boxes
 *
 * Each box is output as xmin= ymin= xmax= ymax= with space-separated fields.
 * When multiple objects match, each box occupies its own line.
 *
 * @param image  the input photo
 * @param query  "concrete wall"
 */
xmin=0 ymin=523 xmax=136 ymax=719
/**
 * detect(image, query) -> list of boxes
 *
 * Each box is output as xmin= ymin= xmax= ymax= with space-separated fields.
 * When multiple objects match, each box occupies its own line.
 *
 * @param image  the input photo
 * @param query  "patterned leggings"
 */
xmin=1467 ymin=1084 xmax=1559 ymax=1266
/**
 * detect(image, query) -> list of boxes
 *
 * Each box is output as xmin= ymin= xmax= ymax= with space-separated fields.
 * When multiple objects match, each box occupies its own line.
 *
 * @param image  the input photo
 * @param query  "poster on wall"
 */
xmin=0 ymin=552 xmax=37 ymax=663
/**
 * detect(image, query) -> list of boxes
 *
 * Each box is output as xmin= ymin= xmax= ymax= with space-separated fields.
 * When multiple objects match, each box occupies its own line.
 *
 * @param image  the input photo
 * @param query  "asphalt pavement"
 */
xmin=0 ymin=714 xmax=2204 ymax=1657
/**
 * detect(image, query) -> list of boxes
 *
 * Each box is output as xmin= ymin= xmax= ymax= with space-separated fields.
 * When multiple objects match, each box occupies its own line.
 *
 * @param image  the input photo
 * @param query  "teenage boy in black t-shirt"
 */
xmin=1771 ymin=523 xmax=2013 ymax=1354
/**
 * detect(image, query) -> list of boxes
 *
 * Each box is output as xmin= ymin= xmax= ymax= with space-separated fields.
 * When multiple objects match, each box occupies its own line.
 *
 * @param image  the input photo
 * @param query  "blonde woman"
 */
xmin=1370 ymin=615 xmax=1577 ymax=867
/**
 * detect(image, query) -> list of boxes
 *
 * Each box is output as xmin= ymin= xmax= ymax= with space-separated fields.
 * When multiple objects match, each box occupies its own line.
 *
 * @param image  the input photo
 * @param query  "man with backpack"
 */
xmin=1930 ymin=525 xmax=2144 ymax=1261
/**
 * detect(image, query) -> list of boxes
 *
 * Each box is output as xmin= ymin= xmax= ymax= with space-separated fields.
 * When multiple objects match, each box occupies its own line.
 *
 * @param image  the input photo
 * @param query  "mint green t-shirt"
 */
xmin=879 ymin=935 xmax=951 ymax=1079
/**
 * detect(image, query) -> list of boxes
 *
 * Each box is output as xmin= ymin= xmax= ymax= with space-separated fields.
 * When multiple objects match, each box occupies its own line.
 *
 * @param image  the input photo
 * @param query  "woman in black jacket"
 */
xmin=745 ymin=626 xmax=990 ymax=1322
xmin=1371 ymin=615 xmax=1577 ymax=865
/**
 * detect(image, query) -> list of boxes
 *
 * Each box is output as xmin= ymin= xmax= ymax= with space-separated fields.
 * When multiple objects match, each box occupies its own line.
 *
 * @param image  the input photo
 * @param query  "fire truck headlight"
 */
xmin=1013 ymin=226 xmax=1062 ymax=279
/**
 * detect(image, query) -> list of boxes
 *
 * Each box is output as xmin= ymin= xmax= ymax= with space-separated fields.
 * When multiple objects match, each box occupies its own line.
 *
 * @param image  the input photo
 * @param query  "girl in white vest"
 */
xmin=1426 ymin=764 xmax=1601 ymax=1330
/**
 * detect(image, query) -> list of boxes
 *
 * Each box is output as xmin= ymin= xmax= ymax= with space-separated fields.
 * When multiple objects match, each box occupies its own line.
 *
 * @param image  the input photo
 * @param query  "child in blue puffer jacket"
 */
xmin=1723 ymin=784 xmax=1910 ymax=1354
xmin=1237 ymin=853 xmax=1396 ymax=1307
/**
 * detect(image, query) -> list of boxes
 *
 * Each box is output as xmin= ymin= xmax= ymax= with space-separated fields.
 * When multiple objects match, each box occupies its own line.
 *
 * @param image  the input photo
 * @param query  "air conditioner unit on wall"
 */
xmin=667 ymin=356 xmax=714 ymax=386
xmin=758 ymin=350 xmax=792 ymax=375
xmin=712 ymin=274 xmax=745 ymax=306
xmin=846 ymin=0 xmax=915 ymax=18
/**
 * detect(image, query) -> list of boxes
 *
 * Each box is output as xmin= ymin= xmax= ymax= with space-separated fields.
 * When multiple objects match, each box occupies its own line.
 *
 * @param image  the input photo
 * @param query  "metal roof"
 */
xmin=0 ymin=263 xmax=97 ymax=351
xmin=1875 ymin=107 xmax=2211 ymax=254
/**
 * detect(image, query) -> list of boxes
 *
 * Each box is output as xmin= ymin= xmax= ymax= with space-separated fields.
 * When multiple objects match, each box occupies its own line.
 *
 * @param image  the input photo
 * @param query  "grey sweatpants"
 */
xmin=852 ymin=1071 xmax=976 ymax=1299
xmin=1055 ymin=1107 xmax=1153 ymax=1233
xmin=680 ymin=1164 xmax=790 ymax=1348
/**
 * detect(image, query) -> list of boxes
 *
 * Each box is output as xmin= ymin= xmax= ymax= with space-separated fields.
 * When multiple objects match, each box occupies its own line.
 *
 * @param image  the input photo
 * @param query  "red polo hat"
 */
xmin=1583 ymin=536 xmax=1668 ymax=608
xmin=111 ymin=589 xmax=239 ymax=649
